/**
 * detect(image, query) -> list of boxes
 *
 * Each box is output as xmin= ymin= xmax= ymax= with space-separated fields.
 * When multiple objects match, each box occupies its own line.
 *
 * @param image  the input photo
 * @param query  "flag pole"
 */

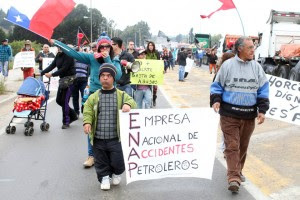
xmin=234 ymin=5 xmax=245 ymax=36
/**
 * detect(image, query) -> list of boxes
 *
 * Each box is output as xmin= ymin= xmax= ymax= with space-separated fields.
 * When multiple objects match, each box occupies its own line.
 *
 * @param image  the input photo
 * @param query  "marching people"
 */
xmin=206 ymin=48 xmax=218 ymax=74
xmin=49 ymin=32 xmax=122 ymax=168
xmin=111 ymin=37 xmax=135 ymax=97
xmin=161 ymin=47 xmax=170 ymax=73
xmin=83 ymin=63 xmax=136 ymax=190
xmin=35 ymin=44 xmax=55 ymax=80
xmin=177 ymin=47 xmax=188 ymax=82
xmin=0 ymin=39 xmax=12 ymax=78
xmin=21 ymin=40 xmax=35 ymax=80
xmin=126 ymin=40 xmax=139 ymax=59
xmin=134 ymin=49 xmax=153 ymax=109
xmin=72 ymin=47 xmax=89 ymax=116
xmin=40 ymin=38 xmax=78 ymax=129
xmin=210 ymin=37 xmax=270 ymax=193
xmin=145 ymin=41 xmax=160 ymax=107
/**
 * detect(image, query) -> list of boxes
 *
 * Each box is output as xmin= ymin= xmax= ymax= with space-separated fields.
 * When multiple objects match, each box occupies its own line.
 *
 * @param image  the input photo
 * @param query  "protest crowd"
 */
xmin=3 ymin=0 xmax=300 ymax=198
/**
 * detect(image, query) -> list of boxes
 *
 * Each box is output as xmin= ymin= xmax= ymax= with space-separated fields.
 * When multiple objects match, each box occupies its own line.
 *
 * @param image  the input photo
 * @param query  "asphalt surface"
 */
xmin=0 ymin=65 xmax=299 ymax=200
xmin=0 ymin=90 xmax=256 ymax=200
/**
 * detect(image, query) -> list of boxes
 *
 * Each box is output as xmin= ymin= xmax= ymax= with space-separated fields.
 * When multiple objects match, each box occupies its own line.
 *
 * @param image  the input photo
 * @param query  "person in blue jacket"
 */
xmin=49 ymin=32 xmax=122 ymax=168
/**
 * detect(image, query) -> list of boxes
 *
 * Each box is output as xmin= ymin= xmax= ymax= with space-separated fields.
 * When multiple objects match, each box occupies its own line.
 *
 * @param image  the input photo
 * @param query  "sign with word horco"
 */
xmin=119 ymin=108 xmax=219 ymax=184
xmin=266 ymin=75 xmax=300 ymax=126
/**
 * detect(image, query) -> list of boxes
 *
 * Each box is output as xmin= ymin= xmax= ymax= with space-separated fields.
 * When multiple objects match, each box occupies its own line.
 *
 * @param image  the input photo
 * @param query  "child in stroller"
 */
xmin=6 ymin=77 xmax=50 ymax=136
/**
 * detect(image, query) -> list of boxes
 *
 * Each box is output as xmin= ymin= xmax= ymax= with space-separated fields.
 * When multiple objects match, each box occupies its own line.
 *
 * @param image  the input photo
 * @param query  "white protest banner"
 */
xmin=42 ymin=58 xmax=59 ymax=91
xmin=185 ymin=57 xmax=194 ymax=73
xmin=13 ymin=51 xmax=35 ymax=69
xmin=119 ymin=108 xmax=219 ymax=184
xmin=266 ymin=75 xmax=300 ymax=126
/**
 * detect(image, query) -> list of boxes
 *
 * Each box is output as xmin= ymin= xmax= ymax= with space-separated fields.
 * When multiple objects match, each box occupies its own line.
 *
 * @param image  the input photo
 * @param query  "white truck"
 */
xmin=255 ymin=10 xmax=300 ymax=81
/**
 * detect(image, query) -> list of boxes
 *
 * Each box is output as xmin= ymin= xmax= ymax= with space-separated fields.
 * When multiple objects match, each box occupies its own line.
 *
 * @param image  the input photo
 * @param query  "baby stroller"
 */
xmin=6 ymin=77 xmax=50 ymax=136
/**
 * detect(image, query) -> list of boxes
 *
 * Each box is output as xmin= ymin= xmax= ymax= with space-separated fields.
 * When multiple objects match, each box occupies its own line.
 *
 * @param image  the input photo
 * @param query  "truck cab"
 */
xmin=255 ymin=10 xmax=300 ymax=81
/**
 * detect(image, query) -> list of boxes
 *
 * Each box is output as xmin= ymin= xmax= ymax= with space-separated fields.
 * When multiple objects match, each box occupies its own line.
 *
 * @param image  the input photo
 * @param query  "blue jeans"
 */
xmin=72 ymin=79 xmax=88 ymax=115
xmin=134 ymin=88 xmax=152 ymax=109
xmin=179 ymin=65 xmax=185 ymax=81
xmin=117 ymin=84 xmax=133 ymax=97
xmin=88 ymin=135 xmax=94 ymax=156
xmin=0 ymin=61 xmax=9 ymax=77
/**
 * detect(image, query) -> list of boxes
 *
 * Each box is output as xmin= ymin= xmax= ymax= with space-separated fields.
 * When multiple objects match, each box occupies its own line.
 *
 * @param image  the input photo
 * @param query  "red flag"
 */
xmin=200 ymin=0 xmax=236 ymax=19
xmin=30 ymin=0 xmax=75 ymax=39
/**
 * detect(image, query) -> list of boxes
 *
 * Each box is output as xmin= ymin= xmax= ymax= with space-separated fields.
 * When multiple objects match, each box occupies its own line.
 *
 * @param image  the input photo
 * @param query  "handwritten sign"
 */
xmin=266 ymin=75 xmax=300 ymax=125
xmin=130 ymin=59 xmax=164 ymax=85
xmin=13 ymin=51 xmax=35 ymax=69
xmin=119 ymin=108 xmax=219 ymax=184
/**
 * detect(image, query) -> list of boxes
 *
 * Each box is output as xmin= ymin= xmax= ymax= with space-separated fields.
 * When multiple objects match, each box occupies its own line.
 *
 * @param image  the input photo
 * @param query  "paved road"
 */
xmin=0 ymin=64 xmax=298 ymax=200
xmin=0 ymin=91 xmax=258 ymax=200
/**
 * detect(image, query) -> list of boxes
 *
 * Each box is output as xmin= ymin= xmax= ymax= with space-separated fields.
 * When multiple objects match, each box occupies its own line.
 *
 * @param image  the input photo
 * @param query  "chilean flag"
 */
xmin=6 ymin=0 xmax=75 ymax=39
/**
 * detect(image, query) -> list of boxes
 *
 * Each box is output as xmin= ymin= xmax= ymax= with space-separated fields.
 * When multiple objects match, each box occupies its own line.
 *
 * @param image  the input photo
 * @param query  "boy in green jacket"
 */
xmin=83 ymin=63 xmax=136 ymax=190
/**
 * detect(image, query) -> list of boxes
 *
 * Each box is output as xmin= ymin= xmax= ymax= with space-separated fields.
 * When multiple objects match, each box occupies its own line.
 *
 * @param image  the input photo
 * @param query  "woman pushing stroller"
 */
xmin=39 ymin=38 xmax=78 ymax=129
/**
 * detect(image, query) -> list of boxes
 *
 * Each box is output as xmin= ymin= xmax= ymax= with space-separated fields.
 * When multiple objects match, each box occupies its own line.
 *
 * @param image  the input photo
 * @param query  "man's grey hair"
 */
xmin=235 ymin=36 xmax=252 ymax=54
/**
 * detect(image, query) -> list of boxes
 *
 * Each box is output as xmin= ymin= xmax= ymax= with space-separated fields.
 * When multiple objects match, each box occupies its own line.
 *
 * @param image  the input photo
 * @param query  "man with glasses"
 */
xmin=210 ymin=37 xmax=269 ymax=193
xmin=127 ymin=40 xmax=138 ymax=58
xmin=111 ymin=37 xmax=135 ymax=97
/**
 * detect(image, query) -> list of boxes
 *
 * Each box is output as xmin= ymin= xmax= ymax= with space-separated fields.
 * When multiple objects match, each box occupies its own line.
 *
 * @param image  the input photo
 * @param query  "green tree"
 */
xmin=120 ymin=21 xmax=151 ymax=47
xmin=211 ymin=34 xmax=223 ymax=47
xmin=0 ymin=28 xmax=6 ymax=40
xmin=0 ymin=9 xmax=12 ymax=31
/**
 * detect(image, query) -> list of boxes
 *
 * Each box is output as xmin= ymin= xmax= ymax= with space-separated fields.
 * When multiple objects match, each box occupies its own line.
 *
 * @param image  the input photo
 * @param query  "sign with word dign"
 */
xmin=266 ymin=75 xmax=300 ymax=125
xmin=119 ymin=108 xmax=219 ymax=184
xmin=13 ymin=51 xmax=35 ymax=69
xmin=130 ymin=59 xmax=164 ymax=85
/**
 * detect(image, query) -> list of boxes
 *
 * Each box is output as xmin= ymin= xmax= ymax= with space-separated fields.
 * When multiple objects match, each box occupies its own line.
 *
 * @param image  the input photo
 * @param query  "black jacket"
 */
xmin=35 ymin=51 xmax=55 ymax=70
xmin=117 ymin=51 xmax=135 ymax=86
xmin=41 ymin=52 xmax=75 ymax=78
xmin=127 ymin=49 xmax=139 ymax=59
xmin=207 ymin=53 xmax=218 ymax=64
xmin=177 ymin=51 xmax=187 ymax=66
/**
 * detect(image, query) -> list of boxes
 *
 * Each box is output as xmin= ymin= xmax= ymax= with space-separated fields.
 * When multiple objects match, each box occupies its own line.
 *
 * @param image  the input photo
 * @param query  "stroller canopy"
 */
xmin=17 ymin=77 xmax=46 ymax=97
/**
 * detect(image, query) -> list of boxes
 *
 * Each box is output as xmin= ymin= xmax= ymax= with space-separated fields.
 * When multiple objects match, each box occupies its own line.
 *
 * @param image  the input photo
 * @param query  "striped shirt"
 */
xmin=74 ymin=60 xmax=89 ymax=78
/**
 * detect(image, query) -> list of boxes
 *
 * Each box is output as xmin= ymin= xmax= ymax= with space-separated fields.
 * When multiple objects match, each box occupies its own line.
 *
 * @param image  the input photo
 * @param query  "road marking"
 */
xmin=0 ymin=179 xmax=15 ymax=182
xmin=160 ymin=70 xmax=271 ymax=199
xmin=0 ymin=96 xmax=55 ymax=136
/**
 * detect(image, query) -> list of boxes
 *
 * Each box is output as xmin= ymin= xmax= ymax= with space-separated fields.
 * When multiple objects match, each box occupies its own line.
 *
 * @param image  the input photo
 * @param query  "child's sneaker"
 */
xmin=101 ymin=175 xmax=110 ymax=190
xmin=112 ymin=174 xmax=122 ymax=185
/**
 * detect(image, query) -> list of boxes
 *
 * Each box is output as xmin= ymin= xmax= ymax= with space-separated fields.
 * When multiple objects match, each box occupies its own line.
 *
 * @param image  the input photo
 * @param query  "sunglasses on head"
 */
xmin=99 ymin=45 xmax=110 ymax=49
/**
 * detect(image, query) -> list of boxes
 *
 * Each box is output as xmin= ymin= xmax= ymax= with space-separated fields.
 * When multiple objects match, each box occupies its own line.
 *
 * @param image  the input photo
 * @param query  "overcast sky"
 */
xmin=1 ymin=0 xmax=299 ymax=37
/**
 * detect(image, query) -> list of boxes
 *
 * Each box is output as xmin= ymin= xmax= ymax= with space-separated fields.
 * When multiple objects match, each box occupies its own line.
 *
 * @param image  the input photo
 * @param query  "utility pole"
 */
xmin=90 ymin=0 xmax=93 ymax=42
xmin=139 ymin=29 xmax=141 ymax=48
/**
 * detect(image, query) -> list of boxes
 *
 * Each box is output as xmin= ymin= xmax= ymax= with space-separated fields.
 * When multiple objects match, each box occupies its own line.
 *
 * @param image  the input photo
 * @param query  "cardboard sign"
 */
xmin=130 ymin=59 xmax=164 ymax=85
xmin=13 ymin=51 xmax=35 ymax=69
xmin=119 ymin=108 xmax=219 ymax=184
xmin=266 ymin=75 xmax=300 ymax=126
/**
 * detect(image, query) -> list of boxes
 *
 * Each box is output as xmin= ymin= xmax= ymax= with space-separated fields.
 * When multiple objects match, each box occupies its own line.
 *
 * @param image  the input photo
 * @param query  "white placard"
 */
xmin=266 ymin=75 xmax=300 ymax=126
xmin=119 ymin=108 xmax=219 ymax=184
xmin=185 ymin=57 xmax=194 ymax=73
xmin=41 ymin=58 xmax=59 ymax=91
xmin=13 ymin=51 xmax=35 ymax=69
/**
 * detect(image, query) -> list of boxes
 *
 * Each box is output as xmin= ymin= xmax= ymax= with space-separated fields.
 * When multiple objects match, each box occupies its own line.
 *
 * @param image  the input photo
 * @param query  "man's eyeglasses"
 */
xmin=92 ymin=46 xmax=97 ymax=48
xmin=99 ymin=45 xmax=110 ymax=49
xmin=112 ymin=43 xmax=117 ymax=46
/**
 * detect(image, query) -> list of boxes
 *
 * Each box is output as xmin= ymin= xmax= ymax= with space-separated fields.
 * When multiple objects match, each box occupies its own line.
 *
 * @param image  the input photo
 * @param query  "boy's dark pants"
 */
xmin=220 ymin=116 xmax=255 ymax=184
xmin=93 ymin=138 xmax=125 ymax=183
